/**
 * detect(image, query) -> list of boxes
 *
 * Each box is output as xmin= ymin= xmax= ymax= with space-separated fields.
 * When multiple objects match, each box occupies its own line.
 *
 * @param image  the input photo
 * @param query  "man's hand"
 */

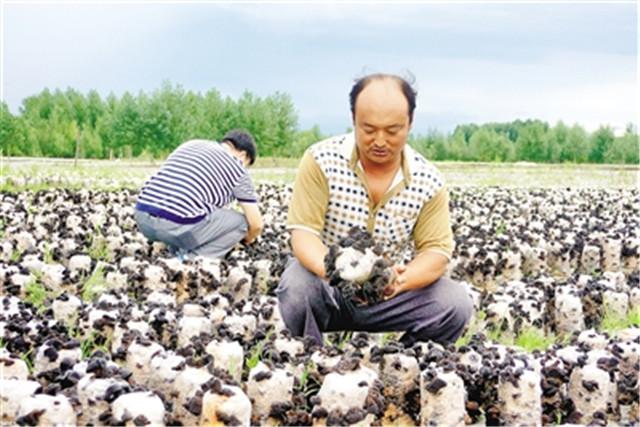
xmin=383 ymin=264 xmax=407 ymax=300
xmin=239 ymin=202 xmax=263 ymax=244
xmin=382 ymin=251 xmax=449 ymax=301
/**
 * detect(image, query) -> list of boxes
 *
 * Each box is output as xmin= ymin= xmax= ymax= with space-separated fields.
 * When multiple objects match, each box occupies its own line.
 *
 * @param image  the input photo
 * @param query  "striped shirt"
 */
xmin=136 ymin=140 xmax=258 ymax=224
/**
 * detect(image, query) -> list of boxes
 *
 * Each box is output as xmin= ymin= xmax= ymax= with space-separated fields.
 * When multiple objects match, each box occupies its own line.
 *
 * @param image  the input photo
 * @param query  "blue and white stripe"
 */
xmin=136 ymin=140 xmax=257 ymax=223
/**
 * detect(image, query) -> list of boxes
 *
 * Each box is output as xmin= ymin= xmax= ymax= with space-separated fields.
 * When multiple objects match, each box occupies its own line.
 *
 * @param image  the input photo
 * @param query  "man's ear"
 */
xmin=239 ymin=151 xmax=249 ymax=166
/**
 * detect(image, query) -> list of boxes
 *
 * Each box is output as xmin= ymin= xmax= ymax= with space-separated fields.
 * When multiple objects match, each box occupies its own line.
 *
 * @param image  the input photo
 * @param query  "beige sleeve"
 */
xmin=413 ymin=187 xmax=454 ymax=259
xmin=286 ymin=151 xmax=329 ymax=235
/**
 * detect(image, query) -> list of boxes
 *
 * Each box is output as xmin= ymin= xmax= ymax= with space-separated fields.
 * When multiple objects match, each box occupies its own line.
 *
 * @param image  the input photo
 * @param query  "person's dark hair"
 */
xmin=349 ymin=73 xmax=417 ymax=123
xmin=221 ymin=129 xmax=257 ymax=165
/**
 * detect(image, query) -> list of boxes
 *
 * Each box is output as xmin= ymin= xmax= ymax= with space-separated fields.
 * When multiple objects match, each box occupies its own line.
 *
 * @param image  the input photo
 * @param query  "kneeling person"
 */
xmin=277 ymin=74 xmax=473 ymax=346
xmin=134 ymin=129 xmax=263 ymax=259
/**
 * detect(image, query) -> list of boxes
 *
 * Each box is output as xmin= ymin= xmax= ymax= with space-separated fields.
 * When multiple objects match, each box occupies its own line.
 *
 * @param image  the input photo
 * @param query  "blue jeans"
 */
xmin=134 ymin=208 xmax=248 ymax=259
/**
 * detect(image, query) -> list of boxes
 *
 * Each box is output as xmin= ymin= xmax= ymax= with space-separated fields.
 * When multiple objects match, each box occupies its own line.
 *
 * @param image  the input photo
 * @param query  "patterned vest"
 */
xmin=309 ymin=133 xmax=445 ymax=261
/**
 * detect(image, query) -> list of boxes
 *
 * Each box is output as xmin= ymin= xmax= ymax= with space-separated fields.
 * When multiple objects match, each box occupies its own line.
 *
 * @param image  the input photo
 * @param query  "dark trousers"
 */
xmin=276 ymin=257 xmax=474 ymax=346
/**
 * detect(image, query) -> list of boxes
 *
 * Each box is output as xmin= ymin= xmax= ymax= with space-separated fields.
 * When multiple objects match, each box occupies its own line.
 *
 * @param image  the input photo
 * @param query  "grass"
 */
xmin=88 ymin=229 xmax=112 ymax=262
xmin=486 ymin=326 xmax=556 ymax=352
xmin=246 ymin=330 xmax=274 ymax=372
xmin=599 ymin=307 xmax=640 ymax=335
xmin=251 ymin=169 xmax=298 ymax=184
xmin=81 ymin=264 xmax=108 ymax=302
xmin=20 ymin=347 xmax=34 ymax=373
xmin=457 ymin=311 xmax=557 ymax=352
xmin=10 ymin=248 xmax=22 ymax=263
xmin=43 ymin=243 xmax=54 ymax=264
xmin=246 ymin=341 xmax=264 ymax=371
xmin=299 ymin=361 xmax=314 ymax=390
xmin=514 ymin=327 xmax=557 ymax=352
xmin=80 ymin=331 xmax=111 ymax=359
xmin=380 ymin=331 xmax=401 ymax=346
xmin=456 ymin=310 xmax=486 ymax=347
xmin=297 ymin=361 xmax=321 ymax=411
xmin=1 ymin=158 xmax=638 ymax=191
xmin=24 ymin=275 xmax=48 ymax=312
xmin=324 ymin=331 xmax=353 ymax=349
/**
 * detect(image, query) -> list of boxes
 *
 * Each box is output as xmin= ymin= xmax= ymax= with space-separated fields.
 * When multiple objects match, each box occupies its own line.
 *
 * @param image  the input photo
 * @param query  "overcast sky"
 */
xmin=2 ymin=1 xmax=637 ymax=135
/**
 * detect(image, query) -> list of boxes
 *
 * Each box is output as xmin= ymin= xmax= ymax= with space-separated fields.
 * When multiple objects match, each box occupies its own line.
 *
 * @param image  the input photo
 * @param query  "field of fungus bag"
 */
xmin=0 ymin=183 xmax=638 ymax=426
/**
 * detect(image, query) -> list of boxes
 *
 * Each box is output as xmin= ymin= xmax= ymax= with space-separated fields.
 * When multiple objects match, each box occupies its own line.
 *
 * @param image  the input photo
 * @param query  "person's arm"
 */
xmin=384 ymin=187 xmax=453 ymax=299
xmin=291 ymin=229 xmax=329 ymax=278
xmin=384 ymin=251 xmax=448 ymax=299
xmin=286 ymin=151 xmax=330 ymax=275
xmin=230 ymin=170 xmax=262 ymax=243
xmin=239 ymin=202 xmax=263 ymax=244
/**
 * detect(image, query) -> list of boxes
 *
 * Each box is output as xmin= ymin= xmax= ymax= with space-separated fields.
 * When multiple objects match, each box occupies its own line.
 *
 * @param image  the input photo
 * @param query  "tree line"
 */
xmin=411 ymin=120 xmax=638 ymax=164
xmin=1 ymin=83 xmax=637 ymax=164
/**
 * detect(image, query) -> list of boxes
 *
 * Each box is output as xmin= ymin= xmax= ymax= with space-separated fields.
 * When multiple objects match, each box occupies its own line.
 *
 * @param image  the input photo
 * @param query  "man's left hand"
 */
xmin=383 ymin=264 xmax=407 ymax=300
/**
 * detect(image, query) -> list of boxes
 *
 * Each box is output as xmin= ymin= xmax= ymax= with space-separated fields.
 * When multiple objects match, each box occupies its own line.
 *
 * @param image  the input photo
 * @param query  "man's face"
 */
xmin=353 ymin=79 xmax=411 ymax=167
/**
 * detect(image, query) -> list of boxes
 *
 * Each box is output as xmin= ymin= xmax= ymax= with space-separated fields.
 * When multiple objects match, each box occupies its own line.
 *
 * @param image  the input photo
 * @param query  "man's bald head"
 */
xmin=349 ymin=73 xmax=417 ymax=124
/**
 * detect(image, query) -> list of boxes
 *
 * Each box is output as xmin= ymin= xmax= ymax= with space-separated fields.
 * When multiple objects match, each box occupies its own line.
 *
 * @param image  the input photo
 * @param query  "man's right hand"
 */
xmin=240 ymin=202 xmax=263 ymax=244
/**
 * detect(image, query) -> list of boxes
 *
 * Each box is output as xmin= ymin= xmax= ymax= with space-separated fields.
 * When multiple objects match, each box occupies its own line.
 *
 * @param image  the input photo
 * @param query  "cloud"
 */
xmin=411 ymin=51 xmax=636 ymax=132
xmin=2 ymin=2 xmax=636 ymax=134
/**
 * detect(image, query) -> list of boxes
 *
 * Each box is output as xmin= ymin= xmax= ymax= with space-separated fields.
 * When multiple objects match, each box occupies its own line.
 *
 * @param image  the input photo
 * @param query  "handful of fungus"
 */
xmin=324 ymin=227 xmax=395 ymax=305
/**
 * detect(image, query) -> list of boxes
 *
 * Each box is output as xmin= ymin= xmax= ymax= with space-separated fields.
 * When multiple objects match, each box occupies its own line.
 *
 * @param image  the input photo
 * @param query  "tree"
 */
xmin=468 ymin=128 xmax=513 ymax=162
xmin=604 ymin=124 xmax=639 ymax=164
xmin=589 ymin=126 xmax=615 ymax=163
xmin=548 ymin=121 xmax=568 ymax=163
xmin=0 ymin=102 xmax=21 ymax=155
xmin=290 ymin=125 xmax=325 ymax=158
xmin=515 ymin=121 xmax=549 ymax=162
xmin=562 ymin=124 xmax=589 ymax=163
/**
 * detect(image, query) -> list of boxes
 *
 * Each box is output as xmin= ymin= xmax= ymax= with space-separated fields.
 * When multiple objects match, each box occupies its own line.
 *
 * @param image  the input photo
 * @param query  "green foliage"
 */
xmin=299 ymin=361 xmax=314 ymax=390
xmin=589 ymin=126 xmax=615 ymax=163
xmin=80 ymin=331 xmax=111 ymax=359
xmin=25 ymin=276 xmax=48 ymax=311
xmin=604 ymin=124 xmax=639 ymax=164
xmin=462 ymin=313 xmax=557 ymax=352
xmin=599 ymin=307 xmax=640 ymax=335
xmin=5 ymin=84 xmax=637 ymax=164
xmin=43 ymin=243 xmax=54 ymax=264
xmin=246 ymin=340 xmax=265 ymax=370
xmin=380 ymin=331 xmax=400 ymax=346
xmin=297 ymin=361 xmax=321 ymax=411
xmin=81 ymin=264 xmax=108 ymax=302
xmin=20 ymin=347 xmax=34 ymax=373
xmin=8 ymin=83 xmax=299 ymax=160
xmin=325 ymin=331 xmax=353 ymax=349
xmin=514 ymin=327 xmax=556 ymax=352
xmin=455 ymin=310 xmax=486 ymax=348
xmin=411 ymin=119 xmax=637 ymax=164
xmin=88 ymin=228 xmax=112 ymax=262
xmin=245 ymin=330 xmax=275 ymax=373
xmin=10 ymin=248 xmax=22 ymax=263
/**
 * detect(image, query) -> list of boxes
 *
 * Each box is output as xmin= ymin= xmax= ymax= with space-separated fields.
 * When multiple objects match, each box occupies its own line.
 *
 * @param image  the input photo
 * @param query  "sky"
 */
xmin=1 ymin=1 xmax=637 ymax=135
